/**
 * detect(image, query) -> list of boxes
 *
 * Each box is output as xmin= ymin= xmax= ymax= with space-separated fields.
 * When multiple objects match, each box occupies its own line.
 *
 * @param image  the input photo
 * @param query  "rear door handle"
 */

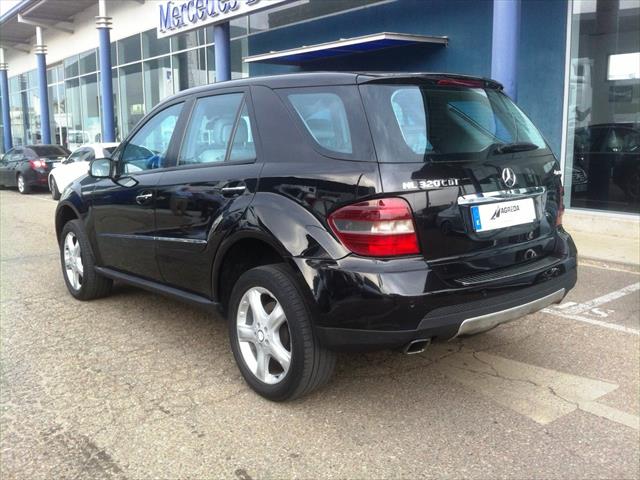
xmin=136 ymin=192 xmax=154 ymax=204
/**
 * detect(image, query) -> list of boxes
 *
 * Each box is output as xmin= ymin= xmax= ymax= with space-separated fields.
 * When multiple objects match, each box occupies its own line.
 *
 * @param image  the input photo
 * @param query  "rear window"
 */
xmin=360 ymin=84 xmax=548 ymax=162
xmin=31 ymin=145 xmax=70 ymax=157
xmin=104 ymin=147 xmax=117 ymax=155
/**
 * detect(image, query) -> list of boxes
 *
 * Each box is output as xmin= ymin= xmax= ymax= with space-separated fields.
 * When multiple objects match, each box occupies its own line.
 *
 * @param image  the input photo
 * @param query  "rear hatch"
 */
xmin=31 ymin=145 xmax=70 ymax=171
xmin=359 ymin=77 xmax=564 ymax=283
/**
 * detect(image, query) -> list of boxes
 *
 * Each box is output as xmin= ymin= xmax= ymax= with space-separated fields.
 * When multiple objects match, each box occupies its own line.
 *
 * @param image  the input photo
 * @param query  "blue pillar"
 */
xmin=35 ymin=27 xmax=51 ymax=144
xmin=35 ymin=54 xmax=51 ymax=144
xmin=214 ymin=22 xmax=231 ymax=82
xmin=491 ymin=0 xmax=521 ymax=100
xmin=96 ymin=2 xmax=115 ymax=142
xmin=0 ymin=50 xmax=12 ymax=151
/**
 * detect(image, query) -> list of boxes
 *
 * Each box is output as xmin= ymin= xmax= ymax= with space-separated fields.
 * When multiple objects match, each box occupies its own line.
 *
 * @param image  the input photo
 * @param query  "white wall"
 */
xmin=5 ymin=0 xmax=160 ymax=76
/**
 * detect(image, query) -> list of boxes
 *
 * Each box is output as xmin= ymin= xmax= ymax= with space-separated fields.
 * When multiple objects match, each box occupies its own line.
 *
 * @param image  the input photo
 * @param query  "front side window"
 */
xmin=179 ymin=93 xmax=247 ymax=165
xmin=361 ymin=84 xmax=548 ymax=162
xmin=121 ymin=102 xmax=183 ymax=172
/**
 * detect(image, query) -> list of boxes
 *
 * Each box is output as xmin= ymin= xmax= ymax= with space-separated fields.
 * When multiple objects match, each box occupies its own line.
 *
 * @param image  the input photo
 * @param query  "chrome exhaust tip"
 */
xmin=403 ymin=338 xmax=431 ymax=355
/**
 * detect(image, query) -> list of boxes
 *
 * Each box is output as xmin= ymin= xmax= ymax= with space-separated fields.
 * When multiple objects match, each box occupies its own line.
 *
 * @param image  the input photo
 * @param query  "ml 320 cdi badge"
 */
xmin=55 ymin=72 xmax=577 ymax=401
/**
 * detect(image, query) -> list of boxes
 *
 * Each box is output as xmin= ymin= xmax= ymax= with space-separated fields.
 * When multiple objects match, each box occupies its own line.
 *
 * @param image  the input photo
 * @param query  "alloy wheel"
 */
xmin=17 ymin=175 xmax=25 ymax=193
xmin=236 ymin=287 xmax=292 ymax=385
xmin=63 ymin=231 xmax=84 ymax=290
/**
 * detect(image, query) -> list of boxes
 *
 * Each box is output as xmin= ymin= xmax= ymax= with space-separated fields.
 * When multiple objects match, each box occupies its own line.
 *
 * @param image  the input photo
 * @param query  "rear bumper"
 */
xmin=314 ymin=270 xmax=575 ymax=350
xmin=296 ymin=231 xmax=578 ymax=351
xmin=23 ymin=168 xmax=49 ymax=186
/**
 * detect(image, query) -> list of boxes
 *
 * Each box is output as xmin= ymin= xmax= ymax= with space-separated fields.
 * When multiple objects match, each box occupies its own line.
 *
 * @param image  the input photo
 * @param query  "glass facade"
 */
xmin=563 ymin=0 xmax=640 ymax=214
xmin=5 ymin=0 xmax=391 ymax=149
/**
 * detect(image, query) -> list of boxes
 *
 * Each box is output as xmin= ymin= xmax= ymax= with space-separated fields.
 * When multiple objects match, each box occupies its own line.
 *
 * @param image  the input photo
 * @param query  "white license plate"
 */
xmin=470 ymin=198 xmax=537 ymax=232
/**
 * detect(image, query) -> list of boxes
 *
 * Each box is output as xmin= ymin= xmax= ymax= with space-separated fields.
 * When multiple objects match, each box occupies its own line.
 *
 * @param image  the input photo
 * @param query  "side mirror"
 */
xmin=89 ymin=158 xmax=113 ymax=179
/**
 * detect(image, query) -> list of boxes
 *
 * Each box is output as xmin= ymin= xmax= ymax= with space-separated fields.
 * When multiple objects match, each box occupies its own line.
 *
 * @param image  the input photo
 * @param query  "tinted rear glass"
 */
xmin=31 ymin=145 xmax=70 ymax=157
xmin=360 ymin=84 xmax=547 ymax=162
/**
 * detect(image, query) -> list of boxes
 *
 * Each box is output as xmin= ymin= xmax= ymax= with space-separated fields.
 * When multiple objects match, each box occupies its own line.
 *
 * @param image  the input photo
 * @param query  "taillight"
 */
xmin=29 ymin=159 xmax=46 ymax=169
xmin=328 ymin=197 xmax=420 ymax=257
xmin=556 ymin=185 xmax=565 ymax=227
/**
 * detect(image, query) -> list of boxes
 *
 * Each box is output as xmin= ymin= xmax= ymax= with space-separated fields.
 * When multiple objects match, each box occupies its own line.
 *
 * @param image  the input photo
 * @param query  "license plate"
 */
xmin=470 ymin=198 xmax=536 ymax=232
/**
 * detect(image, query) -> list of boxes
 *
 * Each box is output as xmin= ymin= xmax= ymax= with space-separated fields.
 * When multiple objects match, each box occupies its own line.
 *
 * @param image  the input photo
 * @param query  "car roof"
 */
xmin=162 ymin=71 xmax=503 ymax=104
xmin=73 ymin=143 xmax=119 ymax=152
xmin=22 ymin=144 xmax=65 ymax=149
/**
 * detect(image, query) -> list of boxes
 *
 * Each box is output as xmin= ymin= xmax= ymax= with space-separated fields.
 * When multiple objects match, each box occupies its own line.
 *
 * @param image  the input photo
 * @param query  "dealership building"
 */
xmin=0 ymin=0 xmax=638 ymax=221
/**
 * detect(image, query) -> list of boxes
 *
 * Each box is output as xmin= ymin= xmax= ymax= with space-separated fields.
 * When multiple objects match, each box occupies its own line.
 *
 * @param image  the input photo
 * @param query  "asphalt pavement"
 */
xmin=1 ymin=189 xmax=638 ymax=479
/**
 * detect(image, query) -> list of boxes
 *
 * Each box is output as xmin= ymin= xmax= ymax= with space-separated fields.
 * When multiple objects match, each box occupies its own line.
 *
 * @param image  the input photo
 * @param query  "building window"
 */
xmin=119 ymin=63 xmax=144 ymax=137
xmin=117 ymin=34 xmax=142 ymax=65
xmin=143 ymin=57 xmax=173 ymax=113
xmin=172 ymin=48 xmax=207 ymax=92
xmin=563 ymin=0 xmax=640 ymax=214
xmin=142 ymin=29 xmax=170 ymax=59
xmin=80 ymin=74 xmax=101 ymax=143
xmin=78 ymin=49 xmax=97 ymax=75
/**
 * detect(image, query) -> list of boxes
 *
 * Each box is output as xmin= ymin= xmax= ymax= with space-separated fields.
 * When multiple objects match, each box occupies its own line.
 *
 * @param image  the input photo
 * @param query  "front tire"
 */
xmin=228 ymin=264 xmax=336 ymax=401
xmin=50 ymin=176 xmax=61 ymax=200
xmin=17 ymin=174 xmax=30 ymax=194
xmin=60 ymin=219 xmax=113 ymax=300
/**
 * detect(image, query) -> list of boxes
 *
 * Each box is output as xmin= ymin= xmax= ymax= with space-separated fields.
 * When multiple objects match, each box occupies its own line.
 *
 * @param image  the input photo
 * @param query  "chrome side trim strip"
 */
xmin=99 ymin=233 xmax=207 ymax=245
xmin=457 ymin=186 xmax=546 ymax=205
xmin=453 ymin=288 xmax=565 ymax=338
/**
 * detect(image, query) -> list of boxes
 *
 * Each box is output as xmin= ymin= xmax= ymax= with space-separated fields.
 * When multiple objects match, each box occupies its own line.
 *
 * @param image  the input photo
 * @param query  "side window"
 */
xmin=390 ymin=88 xmax=432 ymax=154
xmin=288 ymin=92 xmax=353 ymax=154
xmin=9 ymin=149 xmax=24 ymax=161
xmin=121 ymin=102 xmax=183 ymax=172
xmin=84 ymin=149 xmax=96 ymax=162
xmin=67 ymin=149 xmax=86 ymax=163
xmin=179 ymin=93 xmax=244 ymax=165
xmin=228 ymin=102 xmax=257 ymax=162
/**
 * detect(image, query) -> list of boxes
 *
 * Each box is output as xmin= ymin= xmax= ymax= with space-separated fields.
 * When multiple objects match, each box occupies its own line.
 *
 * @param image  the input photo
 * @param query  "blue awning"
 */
xmin=243 ymin=32 xmax=448 ymax=65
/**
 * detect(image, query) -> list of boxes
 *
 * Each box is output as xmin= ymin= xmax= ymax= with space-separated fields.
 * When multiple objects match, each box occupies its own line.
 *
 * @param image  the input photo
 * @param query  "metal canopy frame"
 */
xmin=243 ymin=32 xmax=449 ymax=65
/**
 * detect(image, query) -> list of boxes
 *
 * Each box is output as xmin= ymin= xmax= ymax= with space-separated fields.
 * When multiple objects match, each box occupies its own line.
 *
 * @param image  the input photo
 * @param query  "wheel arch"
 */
xmin=211 ymin=193 xmax=349 ymax=314
xmin=55 ymin=201 xmax=81 ymax=243
xmin=212 ymin=231 xmax=293 ymax=314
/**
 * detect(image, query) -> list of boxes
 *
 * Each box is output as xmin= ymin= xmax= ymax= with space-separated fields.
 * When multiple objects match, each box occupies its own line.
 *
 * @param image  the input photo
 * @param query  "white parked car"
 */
xmin=49 ymin=143 xmax=119 ymax=200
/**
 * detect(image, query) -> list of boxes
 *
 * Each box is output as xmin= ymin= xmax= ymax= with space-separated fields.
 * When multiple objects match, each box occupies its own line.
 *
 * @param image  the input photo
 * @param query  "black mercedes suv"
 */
xmin=55 ymin=72 xmax=577 ymax=401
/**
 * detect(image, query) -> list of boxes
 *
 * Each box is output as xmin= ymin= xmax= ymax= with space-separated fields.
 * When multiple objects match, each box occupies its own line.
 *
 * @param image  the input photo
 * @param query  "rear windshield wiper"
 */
xmin=492 ymin=142 xmax=540 ymax=154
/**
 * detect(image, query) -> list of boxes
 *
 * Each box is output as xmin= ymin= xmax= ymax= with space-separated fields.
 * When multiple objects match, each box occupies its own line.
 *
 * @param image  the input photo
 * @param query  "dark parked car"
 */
xmin=54 ymin=72 xmax=577 ymax=400
xmin=0 ymin=144 xmax=70 ymax=194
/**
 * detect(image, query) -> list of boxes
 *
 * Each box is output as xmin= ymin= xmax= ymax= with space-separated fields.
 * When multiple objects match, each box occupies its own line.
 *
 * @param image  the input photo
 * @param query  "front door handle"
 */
xmin=136 ymin=192 xmax=153 ymax=205
xmin=221 ymin=185 xmax=246 ymax=196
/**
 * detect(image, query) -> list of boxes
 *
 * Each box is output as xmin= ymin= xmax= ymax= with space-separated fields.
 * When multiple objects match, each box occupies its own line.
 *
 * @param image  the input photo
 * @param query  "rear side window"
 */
xmin=279 ymin=86 xmax=375 ymax=161
xmin=288 ymin=92 xmax=352 ymax=154
xmin=31 ymin=146 xmax=69 ymax=157
xmin=179 ymin=93 xmax=256 ymax=165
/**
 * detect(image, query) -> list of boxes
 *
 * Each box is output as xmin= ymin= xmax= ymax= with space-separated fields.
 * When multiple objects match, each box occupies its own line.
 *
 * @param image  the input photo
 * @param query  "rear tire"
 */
xmin=17 ymin=174 xmax=30 ymax=194
xmin=228 ymin=264 xmax=336 ymax=401
xmin=60 ymin=219 xmax=113 ymax=300
xmin=50 ymin=176 xmax=61 ymax=200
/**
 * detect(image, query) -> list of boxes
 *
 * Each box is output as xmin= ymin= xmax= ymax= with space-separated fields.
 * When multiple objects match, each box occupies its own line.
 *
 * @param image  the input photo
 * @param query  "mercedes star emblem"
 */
xmin=502 ymin=168 xmax=517 ymax=188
